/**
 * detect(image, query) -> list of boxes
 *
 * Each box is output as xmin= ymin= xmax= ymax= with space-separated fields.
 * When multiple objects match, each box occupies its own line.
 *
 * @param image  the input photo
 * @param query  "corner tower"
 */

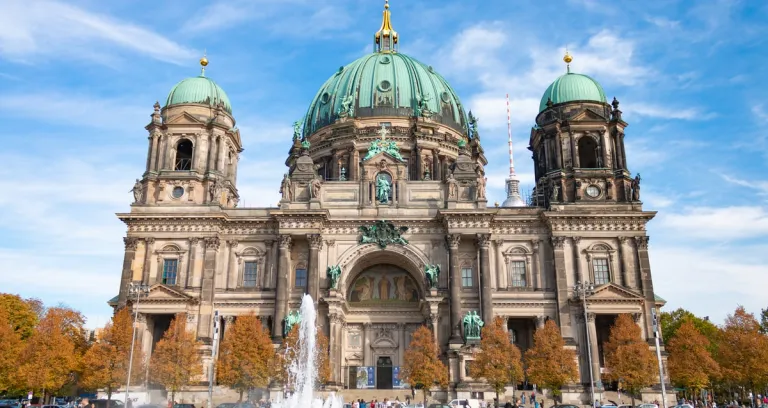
xmin=136 ymin=56 xmax=242 ymax=208
xmin=529 ymin=52 xmax=634 ymax=207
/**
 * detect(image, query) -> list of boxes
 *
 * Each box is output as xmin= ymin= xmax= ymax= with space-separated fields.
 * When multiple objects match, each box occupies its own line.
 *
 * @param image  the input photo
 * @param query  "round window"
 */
xmin=172 ymin=186 xmax=184 ymax=199
xmin=378 ymin=80 xmax=392 ymax=92
xmin=379 ymin=56 xmax=391 ymax=64
xmin=585 ymin=185 xmax=600 ymax=198
xmin=320 ymin=92 xmax=330 ymax=104
xmin=440 ymin=91 xmax=451 ymax=103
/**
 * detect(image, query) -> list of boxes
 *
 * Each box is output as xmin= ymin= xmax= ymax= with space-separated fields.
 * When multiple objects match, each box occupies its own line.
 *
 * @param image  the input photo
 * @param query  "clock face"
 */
xmin=172 ymin=186 xmax=184 ymax=199
xmin=585 ymin=185 xmax=600 ymax=198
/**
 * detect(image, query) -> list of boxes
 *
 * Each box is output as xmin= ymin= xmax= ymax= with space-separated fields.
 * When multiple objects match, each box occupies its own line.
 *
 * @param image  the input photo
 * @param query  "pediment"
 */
xmin=587 ymin=283 xmax=643 ymax=302
xmin=570 ymin=107 xmax=607 ymax=122
xmin=164 ymin=111 xmax=206 ymax=125
xmin=145 ymin=284 xmax=195 ymax=302
xmin=362 ymin=150 xmax=404 ymax=164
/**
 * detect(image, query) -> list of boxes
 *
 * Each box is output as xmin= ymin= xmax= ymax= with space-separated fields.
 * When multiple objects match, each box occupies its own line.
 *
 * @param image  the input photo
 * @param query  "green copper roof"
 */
xmin=304 ymin=52 xmax=467 ymax=135
xmin=166 ymin=75 xmax=232 ymax=114
xmin=539 ymin=72 xmax=607 ymax=112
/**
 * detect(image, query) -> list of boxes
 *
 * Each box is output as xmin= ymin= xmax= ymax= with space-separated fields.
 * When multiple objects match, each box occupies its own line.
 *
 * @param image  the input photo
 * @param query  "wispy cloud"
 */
xmin=722 ymin=174 xmax=768 ymax=196
xmin=657 ymin=206 xmax=768 ymax=241
xmin=628 ymin=103 xmax=715 ymax=120
xmin=0 ymin=1 xmax=196 ymax=65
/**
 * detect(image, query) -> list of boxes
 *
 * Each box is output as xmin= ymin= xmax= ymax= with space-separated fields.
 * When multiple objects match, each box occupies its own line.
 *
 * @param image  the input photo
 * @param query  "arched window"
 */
xmin=175 ymin=139 xmax=193 ymax=170
xmin=294 ymin=264 xmax=307 ymax=288
xmin=578 ymin=136 xmax=599 ymax=168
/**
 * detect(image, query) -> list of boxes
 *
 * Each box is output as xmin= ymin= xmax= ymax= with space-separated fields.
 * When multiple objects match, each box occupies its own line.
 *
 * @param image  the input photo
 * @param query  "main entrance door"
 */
xmin=376 ymin=356 xmax=393 ymax=389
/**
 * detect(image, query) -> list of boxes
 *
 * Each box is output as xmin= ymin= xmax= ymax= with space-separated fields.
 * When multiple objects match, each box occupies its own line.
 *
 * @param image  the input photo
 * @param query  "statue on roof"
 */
xmin=327 ymin=265 xmax=342 ymax=290
xmin=339 ymin=94 xmax=355 ymax=118
xmin=131 ymin=179 xmax=144 ymax=204
xmin=468 ymin=111 xmax=479 ymax=139
xmin=425 ymin=264 xmax=440 ymax=289
xmin=416 ymin=93 xmax=433 ymax=118
xmin=376 ymin=173 xmax=391 ymax=204
xmin=292 ymin=120 xmax=303 ymax=141
xmin=631 ymin=173 xmax=642 ymax=201
xmin=280 ymin=174 xmax=292 ymax=201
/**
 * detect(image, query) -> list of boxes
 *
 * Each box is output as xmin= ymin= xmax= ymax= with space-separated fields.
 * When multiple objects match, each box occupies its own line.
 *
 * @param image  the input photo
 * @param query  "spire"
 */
xmin=502 ymin=93 xmax=526 ymax=207
xmin=200 ymin=50 xmax=208 ymax=76
xmin=374 ymin=0 xmax=398 ymax=53
xmin=563 ymin=48 xmax=572 ymax=74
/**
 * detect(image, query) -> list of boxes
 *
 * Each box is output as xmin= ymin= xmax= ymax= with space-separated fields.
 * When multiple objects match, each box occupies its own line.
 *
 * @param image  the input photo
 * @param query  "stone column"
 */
xmin=618 ymin=237 xmax=633 ymax=288
xmin=532 ymin=240 xmax=542 ymax=290
xmin=430 ymin=314 xmax=440 ymax=344
xmin=198 ymin=237 xmax=220 ymax=339
xmin=587 ymin=313 xmax=601 ymax=383
xmin=273 ymin=235 xmax=292 ymax=341
xmin=572 ymin=236 xmax=583 ymax=282
xmin=477 ymin=234 xmax=493 ymax=325
xmin=227 ymin=240 xmax=239 ymax=289
xmin=415 ymin=146 xmax=423 ymax=180
xmin=494 ymin=239 xmax=505 ymax=289
xmin=263 ymin=239 xmax=275 ymax=288
xmin=142 ymin=238 xmax=155 ymax=284
xmin=447 ymin=234 xmax=463 ymax=343
xmin=329 ymin=313 xmax=341 ymax=383
xmin=363 ymin=323 xmax=371 ymax=366
xmin=147 ymin=134 xmax=159 ymax=172
xmin=551 ymin=236 xmax=574 ymax=340
xmin=635 ymin=236 xmax=656 ymax=339
xmin=399 ymin=323 xmax=408 ymax=365
xmin=118 ymin=238 xmax=139 ymax=308
xmin=217 ymin=137 xmax=227 ymax=172
xmin=185 ymin=238 xmax=198 ymax=287
xmin=307 ymin=234 xmax=322 ymax=302
xmin=433 ymin=150 xmax=441 ymax=180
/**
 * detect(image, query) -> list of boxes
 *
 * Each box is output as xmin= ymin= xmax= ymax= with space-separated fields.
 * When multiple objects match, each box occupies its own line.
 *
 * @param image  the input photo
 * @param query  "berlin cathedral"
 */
xmin=113 ymin=2 xmax=669 ymax=404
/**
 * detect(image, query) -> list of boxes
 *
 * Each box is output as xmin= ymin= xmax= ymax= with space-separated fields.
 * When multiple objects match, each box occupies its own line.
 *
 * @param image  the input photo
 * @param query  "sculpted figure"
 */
xmin=631 ymin=173 xmax=642 ymax=201
xmin=476 ymin=176 xmax=487 ymax=200
xmin=424 ymin=264 xmax=440 ymax=289
xmin=310 ymin=177 xmax=322 ymax=199
xmin=131 ymin=179 xmax=143 ymax=204
xmin=550 ymin=180 xmax=560 ymax=202
xmin=280 ymin=174 xmax=292 ymax=201
xmin=376 ymin=174 xmax=391 ymax=203
xmin=208 ymin=180 xmax=218 ymax=203
xmin=446 ymin=173 xmax=458 ymax=199
xmin=327 ymin=265 xmax=341 ymax=290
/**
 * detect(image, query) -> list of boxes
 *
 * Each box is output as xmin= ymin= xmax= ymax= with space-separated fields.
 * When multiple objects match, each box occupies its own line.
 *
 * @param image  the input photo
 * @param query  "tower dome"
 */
xmin=302 ymin=1 xmax=466 ymax=136
xmin=538 ymin=53 xmax=606 ymax=112
xmin=165 ymin=56 xmax=232 ymax=114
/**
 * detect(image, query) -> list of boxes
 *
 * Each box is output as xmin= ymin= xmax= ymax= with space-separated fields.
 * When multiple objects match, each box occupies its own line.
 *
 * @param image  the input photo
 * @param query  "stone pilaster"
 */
xmin=273 ymin=235 xmax=292 ymax=341
xmin=142 ymin=237 xmax=155 ymax=285
xmin=536 ymin=315 xmax=546 ymax=329
xmin=118 ymin=237 xmax=139 ymax=308
xmin=635 ymin=236 xmax=656 ymax=339
xmin=477 ymin=234 xmax=493 ymax=325
xmin=264 ymin=239 xmax=275 ymax=289
xmin=227 ymin=240 xmax=239 ymax=289
xmin=307 ymin=234 xmax=322 ymax=302
xmin=447 ymin=233 xmax=462 ymax=344
xmin=587 ymin=312 xmax=600 ymax=385
xmin=329 ymin=313 xmax=342 ymax=383
xmin=186 ymin=238 xmax=199 ymax=287
xmin=532 ymin=239 xmax=541 ymax=289
xmin=494 ymin=239 xmax=504 ymax=290
xmin=551 ymin=236 xmax=574 ymax=340
xmin=618 ymin=237 xmax=633 ymax=289
xmin=572 ymin=236 xmax=583 ymax=282
xmin=197 ymin=236 xmax=220 ymax=339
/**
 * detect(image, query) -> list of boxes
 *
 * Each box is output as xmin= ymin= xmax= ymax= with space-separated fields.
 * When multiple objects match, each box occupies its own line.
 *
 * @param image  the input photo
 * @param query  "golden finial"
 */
xmin=385 ymin=0 xmax=389 ymax=9
xmin=200 ymin=50 xmax=208 ymax=76
xmin=563 ymin=48 xmax=572 ymax=73
xmin=375 ymin=0 xmax=398 ymax=52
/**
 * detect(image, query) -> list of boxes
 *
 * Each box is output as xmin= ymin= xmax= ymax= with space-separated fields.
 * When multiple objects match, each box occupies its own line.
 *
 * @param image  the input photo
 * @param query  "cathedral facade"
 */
xmin=114 ymin=3 xmax=670 ymax=404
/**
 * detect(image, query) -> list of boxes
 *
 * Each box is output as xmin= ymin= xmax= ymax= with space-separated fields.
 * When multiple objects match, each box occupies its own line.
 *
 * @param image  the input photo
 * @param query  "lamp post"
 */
xmin=574 ymin=280 xmax=595 ymax=407
xmin=125 ymin=282 xmax=150 ymax=406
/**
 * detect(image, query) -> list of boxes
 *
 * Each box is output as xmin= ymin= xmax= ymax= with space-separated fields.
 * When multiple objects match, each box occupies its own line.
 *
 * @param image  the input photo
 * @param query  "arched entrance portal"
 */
xmin=376 ymin=356 xmax=393 ymax=389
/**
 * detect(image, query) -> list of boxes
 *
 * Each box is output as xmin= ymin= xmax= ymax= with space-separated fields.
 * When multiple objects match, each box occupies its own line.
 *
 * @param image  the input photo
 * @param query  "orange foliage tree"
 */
xmin=0 ymin=293 xmax=42 ymax=340
xmin=19 ymin=307 xmax=85 ymax=400
xmin=525 ymin=319 xmax=578 ymax=400
xmin=274 ymin=324 xmax=331 ymax=387
xmin=149 ymin=314 xmax=203 ymax=402
xmin=80 ymin=309 xmax=145 ymax=403
xmin=401 ymin=326 xmax=449 ymax=406
xmin=0 ymin=306 xmax=23 ymax=393
xmin=717 ymin=307 xmax=768 ymax=405
xmin=603 ymin=313 xmax=657 ymax=403
xmin=667 ymin=320 xmax=719 ymax=395
xmin=216 ymin=314 xmax=275 ymax=400
xmin=469 ymin=317 xmax=524 ymax=402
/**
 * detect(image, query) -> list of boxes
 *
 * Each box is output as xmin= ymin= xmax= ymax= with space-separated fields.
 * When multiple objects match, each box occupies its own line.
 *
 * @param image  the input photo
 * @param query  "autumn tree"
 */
xmin=0 ymin=293 xmax=42 ymax=340
xmin=401 ymin=326 xmax=449 ymax=406
xmin=525 ymin=319 xmax=578 ymax=401
xmin=660 ymin=308 xmax=720 ymax=354
xmin=469 ymin=317 xmax=524 ymax=402
xmin=759 ymin=308 xmax=768 ymax=335
xmin=603 ymin=314 xmax=657 ymax=404
xmin=19 ymin=307 xmax=85 ymax=401
xmin=667 ymin=320 xmax=719 ymax=395
xmin=0 ymin=307 xmax=23 ymax=393
xmin=149 ymin=314 xmax=203 ymax=402
xmin=80 ymin=309 xmax=145 ymax=403
xmin=274 ymin=324 xmax=331 ymax=387
xmin=216 ymin=314 xmax=275 ymax=401
xmin=717 ymin=307 xmax=768 ymax=406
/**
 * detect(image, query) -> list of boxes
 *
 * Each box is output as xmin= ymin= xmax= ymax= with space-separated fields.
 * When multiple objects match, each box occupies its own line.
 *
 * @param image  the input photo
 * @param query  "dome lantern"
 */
xmin=374 ymin=0 xmax=398 ymax=53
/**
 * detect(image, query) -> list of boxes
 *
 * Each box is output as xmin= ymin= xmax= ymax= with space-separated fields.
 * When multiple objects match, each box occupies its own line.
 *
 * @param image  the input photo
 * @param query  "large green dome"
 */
xmin=539 ymin=72 xmax=607 ymax=112
xmin=303 ymin=52 xmax=467 ymax=135
xmin=166 ymin=75 xmax=232 ymax=114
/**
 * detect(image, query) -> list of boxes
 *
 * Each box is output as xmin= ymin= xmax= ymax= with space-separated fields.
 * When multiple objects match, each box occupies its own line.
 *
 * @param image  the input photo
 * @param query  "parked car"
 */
xmin=137 ymin=404 xmax=163 ymax=408
xmin=637 ymin=404 xmax=659 ymax=408
xmin=91 ymin=400 xmax=125 ymax=408
xmin=215 ymin=404 xmax=237 ymax=408
xmin=173 ymin=404 xmax=195 ymax=408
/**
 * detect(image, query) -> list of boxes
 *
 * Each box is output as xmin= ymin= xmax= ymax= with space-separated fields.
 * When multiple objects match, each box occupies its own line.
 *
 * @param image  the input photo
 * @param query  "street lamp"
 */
xmin=574 ymin=280 xmax=596 ymax=407
xmin=125 ymin=282 xmax=150 ymax=406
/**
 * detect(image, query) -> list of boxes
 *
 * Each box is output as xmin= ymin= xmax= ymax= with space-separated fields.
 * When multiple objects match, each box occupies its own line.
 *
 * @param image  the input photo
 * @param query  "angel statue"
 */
xmin=424 ymin=264 xmax=440 ymax=289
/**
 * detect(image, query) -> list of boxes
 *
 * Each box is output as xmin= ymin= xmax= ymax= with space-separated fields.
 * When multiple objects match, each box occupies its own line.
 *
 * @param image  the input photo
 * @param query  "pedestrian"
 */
xmin=521 ymin=394 xmax=526 ymax=406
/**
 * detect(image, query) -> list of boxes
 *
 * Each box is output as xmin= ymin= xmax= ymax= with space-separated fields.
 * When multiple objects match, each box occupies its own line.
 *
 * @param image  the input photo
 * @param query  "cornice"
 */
xmin=541 ymin=211 xmax=656 ymax=232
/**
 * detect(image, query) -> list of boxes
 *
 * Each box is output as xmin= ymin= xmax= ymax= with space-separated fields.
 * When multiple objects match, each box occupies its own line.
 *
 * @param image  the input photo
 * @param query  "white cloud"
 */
xmin=657 ymin=206 xmax=768 ymax=240
xmin=722 ymin=174 xmax=768 ymax=196
xmin=628 ymin=103 xmax=714 ymax=120
xmin=0 ymin=1 xmax=195 ymax=65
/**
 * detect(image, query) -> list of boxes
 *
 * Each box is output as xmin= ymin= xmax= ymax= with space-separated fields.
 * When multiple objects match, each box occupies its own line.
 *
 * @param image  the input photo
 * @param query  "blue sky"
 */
xmin=0 ymin=0 xmax=766 ymax=328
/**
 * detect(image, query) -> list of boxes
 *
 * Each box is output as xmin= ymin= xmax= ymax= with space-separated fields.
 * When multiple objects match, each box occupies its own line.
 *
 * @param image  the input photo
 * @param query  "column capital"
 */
xmin=634 ymin=236 xmax=650 ymax=249
xmin=124 ymin=237 xmax=139 ymax=250
xmin=204 ymin=237 xmax=220 ymax=250
xmin=145 ymin=237 xmax=156 ymax=245
xmin=445 ymin=233 xmax=461 ymax=249
xmin=227 ymin=239 xmax=239 ymax=248
xmin=536 ymin=315 xmax=547 ymax=328
xmin=279 ymin=235 xmax=293 ymax=249
xmin=493 ymin=238 xmax=504 ymax=247
xmin=618 ymin=236 xmax=629 ymax=245
xmin=475 ymin=233 xmax=491 ymax=249
xmin=551 ymin=236 xmax=566 ymax=249
xmin=531 ymin=239 xmax=541 ymax=251
xmin=325 ymin=239 xmax=336 ymax=247
xmin=587 ymin=312 xmax=596 ymax=322
xmin=571 ymin=236 xmax=582 ymax=245
xmin=136 ymin=313 xmax=147 ymax=323
xmin=307 ymin=234 xmax=323 ymax=249
xmin=189 ymin=237 xmax=200 ymax=245
xmin=264 ymin=239 xmax=275 ymax=247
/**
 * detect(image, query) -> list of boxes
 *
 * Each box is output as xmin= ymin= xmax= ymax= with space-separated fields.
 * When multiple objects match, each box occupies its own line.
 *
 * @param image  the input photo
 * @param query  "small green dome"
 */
xmin=166 ymin=75 xmax=232 ymax=114
xmin=539 ymin=72 xmax=607 ymax=112
xmin=304 ymin=52 xmax=466 ymax=135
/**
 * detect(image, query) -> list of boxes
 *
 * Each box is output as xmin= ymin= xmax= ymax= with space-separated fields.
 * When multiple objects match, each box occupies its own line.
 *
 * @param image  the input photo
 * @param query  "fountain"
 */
xmin=279 ymin=294 xmax=344 ymax=408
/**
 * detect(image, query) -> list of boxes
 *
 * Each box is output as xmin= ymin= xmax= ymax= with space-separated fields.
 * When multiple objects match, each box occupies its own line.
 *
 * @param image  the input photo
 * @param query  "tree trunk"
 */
xmin=423 ymin=388 xmax=428 ymax=407
xmin=496 ymin=391 xmax=500 ymax=407
xmin=171 ymin=391 xmax=176 ymax=405
xmin=239 ymin=390 xmax=244 ymax=402
xmin=107 ymin=390 xmax=112 ymax=408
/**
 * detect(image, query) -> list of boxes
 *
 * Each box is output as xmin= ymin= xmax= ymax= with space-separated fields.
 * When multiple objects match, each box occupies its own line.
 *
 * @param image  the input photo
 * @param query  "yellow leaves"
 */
xmin=149 ymin=314 xmax=203 ymax=394
xmin=603 ymin=314 xmax=656 ymax=394
xmin=667 ymin=321 xmax=719 ymax=392
xmin=216 ymin=314 xmax=275 ymax=395
xmin=401 ymin=325 xmax=448 ymax=403
xmin=0 ymin=307 xmax=23 ymax=392
xmin=80 ymin=309 xmax=145 ymax=395
xmin=273 ymin=324 xmax=331 ymax=387
xmin=0 ymin=294 xmax=41 ymax=340
xmin=716 ymin=307 xmax=768 ymax=389
xmin=525 ymin=320 xmax=578 ymax=395
xmin=469 ymin=317 xmax=524 ymax=395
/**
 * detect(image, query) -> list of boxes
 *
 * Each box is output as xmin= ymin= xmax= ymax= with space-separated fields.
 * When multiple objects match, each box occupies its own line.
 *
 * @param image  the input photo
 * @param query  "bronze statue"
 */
xmin=631 ymin=173 xmax=641 ymax=201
